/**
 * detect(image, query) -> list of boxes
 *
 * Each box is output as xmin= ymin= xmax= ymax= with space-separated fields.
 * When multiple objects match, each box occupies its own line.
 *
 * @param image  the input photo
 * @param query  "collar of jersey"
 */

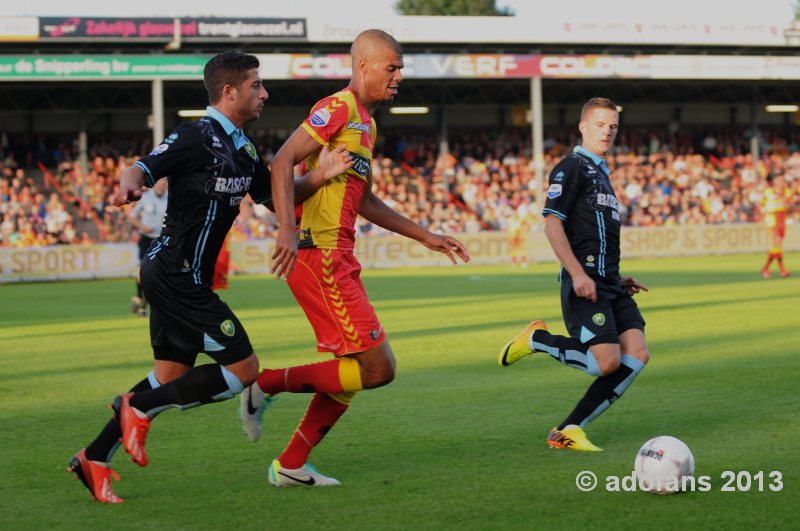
xmin=573 ymin=146 xmax=610 ymax=175
xmin=205 ymin=106 xmax=248 ymax=150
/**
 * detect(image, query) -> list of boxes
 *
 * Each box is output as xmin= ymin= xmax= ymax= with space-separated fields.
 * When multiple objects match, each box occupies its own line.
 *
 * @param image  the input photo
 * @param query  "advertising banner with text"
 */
xmin=0 ymin=243 xmax=138 ymax=283
xmin=256 ymin=53 xmax=800 ymax=81
xmin=0 ymin=55 xmax=210 ymax=80
xmin=229 ymin=224 xmax=798 ymax=274
xmin=4 ymin=54 xmax=800 ymax=81
xmin=1 ymin=224 xmax=796 ymax=283
xmin=38 ymin=17 xmax=306 ymax=41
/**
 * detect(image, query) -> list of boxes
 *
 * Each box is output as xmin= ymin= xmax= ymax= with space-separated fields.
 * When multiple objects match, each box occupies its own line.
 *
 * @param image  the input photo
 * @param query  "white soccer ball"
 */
xmin=634 ymin=436 xmax=695 ymax=495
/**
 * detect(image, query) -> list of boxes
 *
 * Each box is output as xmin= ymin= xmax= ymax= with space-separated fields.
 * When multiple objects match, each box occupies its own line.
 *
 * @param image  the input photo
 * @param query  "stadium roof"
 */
xmin=2 ymin=3 xmax=799 ymax=118
xmin=2 ymin=0 xmax=799 ymax=49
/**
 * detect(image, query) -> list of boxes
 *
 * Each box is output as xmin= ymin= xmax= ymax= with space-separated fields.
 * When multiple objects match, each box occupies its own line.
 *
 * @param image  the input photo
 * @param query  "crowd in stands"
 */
xmin=1 ymin=126 xmax=799 ymax=248
xmin=0 ymin=155 xmax=92 ymax=247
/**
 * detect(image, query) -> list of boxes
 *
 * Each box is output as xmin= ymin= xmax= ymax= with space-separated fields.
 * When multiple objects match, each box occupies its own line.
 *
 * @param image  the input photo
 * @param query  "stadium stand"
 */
xmin=2 ymin=125 xmax=798 ymax=249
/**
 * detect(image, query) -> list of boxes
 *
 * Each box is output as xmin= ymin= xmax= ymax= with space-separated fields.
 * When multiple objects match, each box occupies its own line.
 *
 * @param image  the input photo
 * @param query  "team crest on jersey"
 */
xmin=150 ymin=143 xmax=169 ymax=156
xmin=592 ymin=313 xmax=606 ymax=326
xmin=220 ymin=319 xmax=236 ymax=337
xmin=244 ymin=142 xmax=257 ymax=161
xmin=310 ymin=108 xmax=331 ymax=126
xmin=547 ymin=183 xmax=563 ymax=199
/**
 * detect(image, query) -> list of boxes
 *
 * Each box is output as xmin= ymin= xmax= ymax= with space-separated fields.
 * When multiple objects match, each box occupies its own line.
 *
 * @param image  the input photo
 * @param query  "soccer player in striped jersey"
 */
xmin=498 ymin=98 xmax=650 ymax=452
xmin=240 ymin=29 xmax=470 ymax=487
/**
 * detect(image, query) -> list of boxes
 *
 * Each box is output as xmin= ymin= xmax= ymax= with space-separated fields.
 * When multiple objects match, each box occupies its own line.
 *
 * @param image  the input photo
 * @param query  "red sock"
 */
xmin=279 ymin=393 xmax=349 ymax=469
xmin=257 ymin=359 xmax=347 ymax=395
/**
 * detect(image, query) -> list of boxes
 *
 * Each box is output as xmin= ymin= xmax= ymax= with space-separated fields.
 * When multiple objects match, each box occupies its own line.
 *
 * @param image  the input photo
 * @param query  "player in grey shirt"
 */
xmin=128 ymin=177 xmax=168 ymax=316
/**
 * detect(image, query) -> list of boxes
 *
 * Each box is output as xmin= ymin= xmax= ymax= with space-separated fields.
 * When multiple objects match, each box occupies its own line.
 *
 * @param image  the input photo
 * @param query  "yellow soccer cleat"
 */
xmin=547 ymin=426 xmax=603 ymax=452
xmin=498 ymin=320 xmax=548 ymax=367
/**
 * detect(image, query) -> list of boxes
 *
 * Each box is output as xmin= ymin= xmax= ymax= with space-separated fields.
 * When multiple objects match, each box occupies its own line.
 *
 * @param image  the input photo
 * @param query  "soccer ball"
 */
xmin=634 ymin=436 xmax=695 ymax=495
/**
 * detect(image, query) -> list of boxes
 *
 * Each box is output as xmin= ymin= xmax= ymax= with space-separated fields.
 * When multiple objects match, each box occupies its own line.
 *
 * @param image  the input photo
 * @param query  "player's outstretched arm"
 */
xmin=358 ymin=191 xmax=470 ymax=264
xmin=113 ymin=166 xmax=146 ymax=207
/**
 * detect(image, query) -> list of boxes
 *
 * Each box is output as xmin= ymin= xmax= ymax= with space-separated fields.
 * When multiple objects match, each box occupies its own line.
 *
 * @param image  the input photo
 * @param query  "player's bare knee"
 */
xmin=630 ymin=349 xmax=650 ymax=365
xmin=226 ymin=354 xmax=259 ymax=387
xmin=361 ymin=365 xmax=395 ymax=389
xmin=597 ymin=356 xmax=622 ymax=376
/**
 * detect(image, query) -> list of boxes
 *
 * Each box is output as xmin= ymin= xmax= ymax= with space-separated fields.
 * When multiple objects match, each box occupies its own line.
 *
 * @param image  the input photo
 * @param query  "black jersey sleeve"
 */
xmin=248 ymin=158 xmax=273 ymax=210
xmin=134 ymin=125 xmax=203 ymax=187
xmin=542 ymin=156 xmax=580 ymax=221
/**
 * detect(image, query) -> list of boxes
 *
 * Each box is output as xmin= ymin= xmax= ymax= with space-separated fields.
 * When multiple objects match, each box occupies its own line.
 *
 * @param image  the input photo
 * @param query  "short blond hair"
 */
xmin=581 ymin=97 xmax=617 ymax=121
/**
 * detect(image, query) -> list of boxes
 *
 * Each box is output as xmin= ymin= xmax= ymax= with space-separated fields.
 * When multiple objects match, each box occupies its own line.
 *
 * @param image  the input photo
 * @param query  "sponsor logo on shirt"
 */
xmin=547 ymin=183 xmax=562 ymax=199
xmin=165 ymin=133 xmax=179 ymax=144
xmin=350 ymin=152 xmax=371 ymax=178
xmin=347 ymin=121 xmax=371 ymax=133
xmin=214 ymin=176 xmax=253 ymax=194
xmin=211 ymin=135 xmax=223 ymax=148
xmin=150 ymin=143 xmax=169 ymax=156
xmin=595 ymin=193 xmax=619 ymax=210
xmin=310 ymin=108 xmax=331 ymax=127
xmin=553 ymin=171 xmax=564 ymax=182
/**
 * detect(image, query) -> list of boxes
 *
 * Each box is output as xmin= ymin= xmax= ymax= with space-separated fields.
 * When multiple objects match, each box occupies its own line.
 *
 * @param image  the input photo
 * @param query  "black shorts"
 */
xmin=560 ymin=274 xmax=645 ymax=346
xmin=140 ymin=259 xmax=253 ymax=366
xmin=138 ymin=235 xmax=155 ymax=262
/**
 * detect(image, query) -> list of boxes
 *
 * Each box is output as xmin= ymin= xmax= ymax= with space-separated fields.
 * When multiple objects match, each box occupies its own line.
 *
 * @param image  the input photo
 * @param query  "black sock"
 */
xmin=531 ymin=329 xmax=601 ymax=376
xmin=557 ymin=355 xmax=645 ymax=430
xmin=130 ymin=364 xmax=236 ymax=418
xmin=85 ymin=376 xmax=155 ymax=463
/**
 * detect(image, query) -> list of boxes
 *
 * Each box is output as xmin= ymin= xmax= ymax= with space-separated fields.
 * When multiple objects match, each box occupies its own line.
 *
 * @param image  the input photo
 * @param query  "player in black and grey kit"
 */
xmin=499 ymin=97 xmax=650 ymax=452
xmin=68 ymin=51 xmax=352 ymax=503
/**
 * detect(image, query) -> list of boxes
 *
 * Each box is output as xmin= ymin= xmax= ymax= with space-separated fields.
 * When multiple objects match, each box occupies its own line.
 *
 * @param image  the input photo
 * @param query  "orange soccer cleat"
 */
xmin=68 ymin=449 xmax=123 ymax=503
xmin=113 ymin=392 xmax=151 ymax=467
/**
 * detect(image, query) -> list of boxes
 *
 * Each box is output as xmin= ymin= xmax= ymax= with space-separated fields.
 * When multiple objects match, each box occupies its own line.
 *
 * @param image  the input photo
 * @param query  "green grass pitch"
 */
xmin=1 ymin=253 xmax=797 ymax=530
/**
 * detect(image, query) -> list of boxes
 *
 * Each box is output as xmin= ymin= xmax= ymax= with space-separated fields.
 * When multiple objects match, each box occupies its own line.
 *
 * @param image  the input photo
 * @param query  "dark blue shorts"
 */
xmin=560 ymin=274 xmax=645 ymax=346
xmin=140 ymin=259 xmax=253 ymax=366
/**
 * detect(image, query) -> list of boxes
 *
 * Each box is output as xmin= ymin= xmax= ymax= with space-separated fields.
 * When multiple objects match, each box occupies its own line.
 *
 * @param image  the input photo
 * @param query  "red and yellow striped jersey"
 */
xmin=762 ymin=186 xmax=792 ymax=214
xmin=298 ymin=87 xmax=376 ymax=250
